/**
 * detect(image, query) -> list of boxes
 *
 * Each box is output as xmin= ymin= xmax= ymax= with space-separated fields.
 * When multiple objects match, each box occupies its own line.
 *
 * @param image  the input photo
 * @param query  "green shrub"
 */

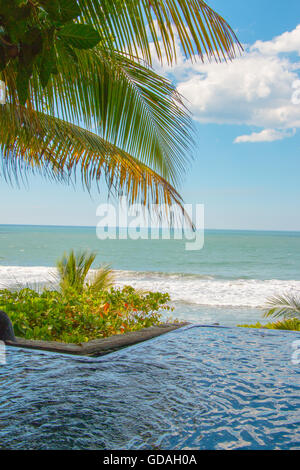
xmin=238 ymin=318 xmax=300 ymax=332
xmin=0 ymin=286 xmax=172 ymax=343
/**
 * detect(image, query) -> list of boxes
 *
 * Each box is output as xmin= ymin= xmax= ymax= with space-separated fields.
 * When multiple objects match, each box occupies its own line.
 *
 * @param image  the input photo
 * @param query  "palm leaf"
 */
xmin=89 ymin=264 xmax=115 ymax=292
xmin=56 ymin=250 xmax=96 ymax=293
xmin=78 ymin=0 xmax=242 ymax=65
xmin=0 ymin=1 xmax=241 ymax=222
xmin=0 ymin=104 xmax=191 ymax=223
xmin=3 ymin=46 xmax=193 ymax=186
xmin=264 ymin=293 xmax=300 ymax=320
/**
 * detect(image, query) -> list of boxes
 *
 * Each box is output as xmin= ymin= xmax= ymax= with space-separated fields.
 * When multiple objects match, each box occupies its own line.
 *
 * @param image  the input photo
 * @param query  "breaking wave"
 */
xmin=1 ymin=266 xmax=300 ymax=308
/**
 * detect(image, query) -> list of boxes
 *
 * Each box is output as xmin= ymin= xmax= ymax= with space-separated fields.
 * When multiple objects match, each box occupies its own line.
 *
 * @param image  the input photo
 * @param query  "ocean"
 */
xmin=0 ymin=224 xmax=299 ymax=326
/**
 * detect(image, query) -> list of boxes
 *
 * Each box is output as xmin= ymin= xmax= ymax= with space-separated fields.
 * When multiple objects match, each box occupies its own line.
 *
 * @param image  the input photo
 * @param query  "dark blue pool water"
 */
xmin=0 ymin=326 xmax=299 ymax=450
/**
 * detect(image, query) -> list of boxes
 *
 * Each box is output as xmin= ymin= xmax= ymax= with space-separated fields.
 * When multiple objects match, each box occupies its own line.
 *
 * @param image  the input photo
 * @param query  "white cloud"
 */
xmin=156 ymin=25 xmax=300 ymax=143
xmin=234 ymin=128 xmax=296 ymax=143
xmin=252 ymin=25 xmax=300 ymax=56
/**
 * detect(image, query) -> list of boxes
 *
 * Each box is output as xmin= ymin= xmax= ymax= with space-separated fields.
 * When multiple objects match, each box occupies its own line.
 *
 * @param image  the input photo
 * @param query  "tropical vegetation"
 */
xmin=0 ymin=3 xmax=242 ymax=342
xmin=264 ymin=293 xmax=300 ymax=321
xmin=239 ymin=292 xmax=300 ymax=332
xmin=0 ymin=0 xmax=241 ymax=215
xmin=56 ymin=249 xmax=114 ymax=294
xmin=0 ymin=286 xmax=172 ymax=343
xmin=0 ymin=250 xmax=172 ymax=343
xmin=238 ymin=319 xmax=300 ymax=332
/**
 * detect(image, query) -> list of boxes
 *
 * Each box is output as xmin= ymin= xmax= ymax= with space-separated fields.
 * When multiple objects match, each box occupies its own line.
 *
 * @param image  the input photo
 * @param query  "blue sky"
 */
xmin=1 ymin=0 xmax=300 ymax=230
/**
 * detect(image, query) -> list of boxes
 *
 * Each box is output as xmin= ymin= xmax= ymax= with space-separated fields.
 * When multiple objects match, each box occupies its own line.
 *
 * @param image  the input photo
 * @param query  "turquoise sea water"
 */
xmin=0 ymin=225 xmax=300 ymax=325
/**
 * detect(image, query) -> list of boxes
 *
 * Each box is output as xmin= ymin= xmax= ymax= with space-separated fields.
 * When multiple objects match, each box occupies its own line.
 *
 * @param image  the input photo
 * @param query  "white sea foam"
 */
xmin=113 ymin=270 xmax=300 ymax=308
xmin=0 ymin=266 xmax=57 ymax=288
xmin=0 ymin=266 xmax=300 ymax=308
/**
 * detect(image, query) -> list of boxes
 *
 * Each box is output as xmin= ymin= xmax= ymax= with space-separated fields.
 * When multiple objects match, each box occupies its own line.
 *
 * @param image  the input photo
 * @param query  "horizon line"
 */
xmin=0 ymin=223 xmax=300 ymax=234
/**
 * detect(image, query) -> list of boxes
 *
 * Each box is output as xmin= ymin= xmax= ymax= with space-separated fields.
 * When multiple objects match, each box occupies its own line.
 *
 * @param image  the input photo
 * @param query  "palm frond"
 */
xmin=89 ymin=264 xmax=115 ymax=292
xmin=3 ymin=46 xmax=193 ymax=186
xmin=264 ymin=293 xmax=300 ymax=320
xmin=0 ymin=1 xmax=241 ymax=225
xmin=78 ymin=0 xmax=242 ymax=65
xmin=0 ymin=104 xmax=191 ymax=223
xmin=56 ymin=250 xmax=96 ymax=293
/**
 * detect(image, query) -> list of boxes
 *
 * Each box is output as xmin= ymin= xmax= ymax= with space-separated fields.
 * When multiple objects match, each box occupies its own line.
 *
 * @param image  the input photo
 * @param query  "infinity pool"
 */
xmin=0 ymin=326 xmax=299 ymax=450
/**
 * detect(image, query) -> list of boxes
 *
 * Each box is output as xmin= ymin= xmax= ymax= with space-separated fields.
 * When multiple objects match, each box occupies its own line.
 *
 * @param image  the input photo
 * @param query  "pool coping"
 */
xmin=4 ymin=322 xmax=189 ymax=357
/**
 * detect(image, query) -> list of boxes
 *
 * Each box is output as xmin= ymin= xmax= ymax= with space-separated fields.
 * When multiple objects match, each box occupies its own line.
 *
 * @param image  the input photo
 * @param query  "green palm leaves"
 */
xmin=0 ymin=104 xmax=186 ymax=208
xmin=57 ymin=250 xmax=95 ymax=293
xmin=78 ymin=0 xmax=241 ymax=64
xmin=56 ymin=250 xmax=114 ymax=294
xmin=264 ymin=294 xmax=300 ymax=321
xmin=0 ymin=1 xmax=241 ymax=211
xmin=0 ymin=0 xmax=102 ymax=102
xmin=240 ymin=292 xmax=300 ymax=332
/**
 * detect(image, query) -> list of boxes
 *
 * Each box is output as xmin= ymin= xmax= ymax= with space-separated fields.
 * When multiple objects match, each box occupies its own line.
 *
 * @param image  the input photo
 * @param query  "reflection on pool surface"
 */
xmin=0 ymin=326 xmax=299 ymax=450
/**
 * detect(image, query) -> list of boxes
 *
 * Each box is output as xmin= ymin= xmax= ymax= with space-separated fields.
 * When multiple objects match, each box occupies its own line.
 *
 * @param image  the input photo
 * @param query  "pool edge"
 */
xmin=4 ymin=322 xmax=190 ymax=357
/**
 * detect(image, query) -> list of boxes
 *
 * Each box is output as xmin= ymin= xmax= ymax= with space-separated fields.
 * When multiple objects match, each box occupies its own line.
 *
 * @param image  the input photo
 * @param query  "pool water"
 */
xmin=0 ymin=326 xmax=299 ymax=450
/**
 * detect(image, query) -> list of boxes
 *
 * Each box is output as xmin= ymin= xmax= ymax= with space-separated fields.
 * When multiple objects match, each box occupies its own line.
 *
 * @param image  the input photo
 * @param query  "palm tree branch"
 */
xmin=3 ymin=47 xmax=193 ymax=186
xmin=264 ymin=294 xmax=300 ymax=320
xmin=0 ymin=104 xmax=192 ymax=224
xmin=77 ymin=0 xmax=242 ymax=64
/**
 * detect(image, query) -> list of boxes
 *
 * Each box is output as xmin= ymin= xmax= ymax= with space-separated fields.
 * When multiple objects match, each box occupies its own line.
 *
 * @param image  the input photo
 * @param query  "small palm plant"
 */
xmin=56 ymin=250 xmax=114 ymax=294
xmin=264 ymin=293 xmax=300 ymax=321
xmin=89 ymin=264 xmax=115 ymax=294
